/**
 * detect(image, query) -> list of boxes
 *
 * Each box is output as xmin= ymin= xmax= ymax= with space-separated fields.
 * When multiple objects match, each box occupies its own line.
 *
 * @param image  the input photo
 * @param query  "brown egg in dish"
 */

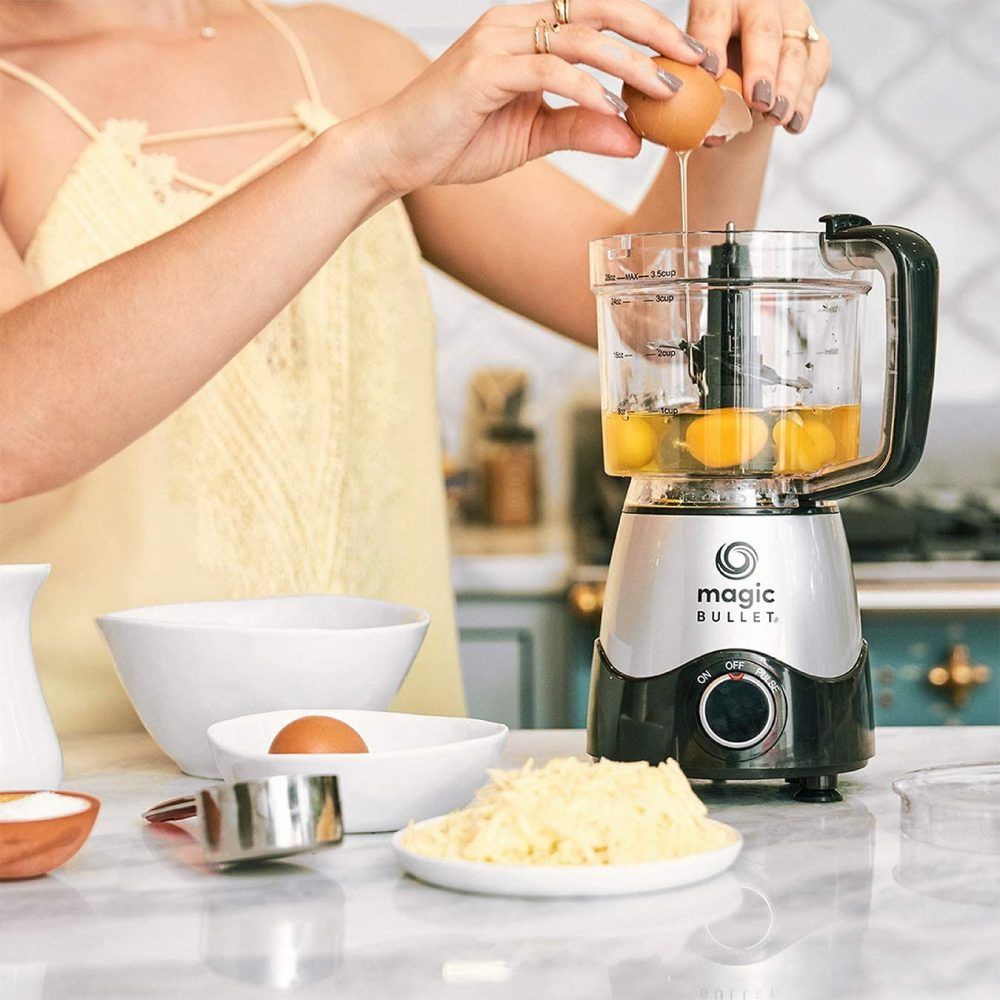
xmin=268 ymin=715 xmax=369 ymax=754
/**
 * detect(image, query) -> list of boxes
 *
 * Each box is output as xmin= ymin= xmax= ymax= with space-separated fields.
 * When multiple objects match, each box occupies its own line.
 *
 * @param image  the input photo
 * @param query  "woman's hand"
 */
xmin=686 ymin=0 xmax=830 ymax=134
xmin=358 ymin=0 xmax=708 ymax=194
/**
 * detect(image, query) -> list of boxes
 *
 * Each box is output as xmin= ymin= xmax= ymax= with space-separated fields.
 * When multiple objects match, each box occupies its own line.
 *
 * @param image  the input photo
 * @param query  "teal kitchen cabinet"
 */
xmin=864 ymin=611 xmax=999 ymax=726
xmin=456 ymin=594 xmax=570 ymax=730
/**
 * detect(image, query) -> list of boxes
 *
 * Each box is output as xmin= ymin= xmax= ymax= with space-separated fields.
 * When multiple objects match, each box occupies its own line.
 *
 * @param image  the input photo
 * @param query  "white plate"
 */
xmin=392 ymin=818 xmax=742 ymax=898
xmin=208 ymin=710 xmax=508 ymax=834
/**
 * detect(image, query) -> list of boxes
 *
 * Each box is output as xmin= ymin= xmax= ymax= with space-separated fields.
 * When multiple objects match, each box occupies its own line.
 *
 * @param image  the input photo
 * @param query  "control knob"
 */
xmin=698 ymin=672 xmax=776 ymax=750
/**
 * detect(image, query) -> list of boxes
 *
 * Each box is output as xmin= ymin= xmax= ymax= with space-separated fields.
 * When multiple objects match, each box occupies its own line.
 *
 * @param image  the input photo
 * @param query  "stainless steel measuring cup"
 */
xmin=144 ymin=774 xmax=342 ymax=866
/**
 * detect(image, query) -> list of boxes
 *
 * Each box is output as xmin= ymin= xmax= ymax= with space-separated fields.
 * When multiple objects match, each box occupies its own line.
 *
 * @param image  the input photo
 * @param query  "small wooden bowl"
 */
xmin=0 ymin=791 xmax=100 ymax=880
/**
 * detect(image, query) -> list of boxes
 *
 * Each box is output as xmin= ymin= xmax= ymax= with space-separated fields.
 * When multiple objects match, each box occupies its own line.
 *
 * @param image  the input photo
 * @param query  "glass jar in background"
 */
xmin=482 ymin=423 xmax=540 ymax=527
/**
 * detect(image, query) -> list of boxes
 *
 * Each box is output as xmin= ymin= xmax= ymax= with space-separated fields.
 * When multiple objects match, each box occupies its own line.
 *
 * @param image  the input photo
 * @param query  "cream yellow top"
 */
xmin=0 ymin=1 xmax=465 ymax=736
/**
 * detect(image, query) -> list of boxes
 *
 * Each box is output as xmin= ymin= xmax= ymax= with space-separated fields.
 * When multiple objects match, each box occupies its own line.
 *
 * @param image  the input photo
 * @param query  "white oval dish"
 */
xmin=208 ymin=709 xmax=508 ymax=834
xmin=97 ymin=595 xmax=429 ymax=778
xmin=392 ymin=818 xmax=741 ymax=898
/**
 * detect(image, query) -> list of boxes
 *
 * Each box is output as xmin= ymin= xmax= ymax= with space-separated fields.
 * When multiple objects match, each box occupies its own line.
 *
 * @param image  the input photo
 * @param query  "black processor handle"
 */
xmin=806 ymin=214 xmax=938 ymax=502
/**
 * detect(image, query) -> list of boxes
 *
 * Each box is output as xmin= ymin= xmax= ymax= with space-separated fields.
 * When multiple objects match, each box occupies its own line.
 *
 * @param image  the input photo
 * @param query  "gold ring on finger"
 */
xmin=534 ymin=18 xmax=558 ymax=54
xmin=552 ymin=0 xmax=570 ymax=24
xmin=782 ymin=24 xmax=821 ymax=45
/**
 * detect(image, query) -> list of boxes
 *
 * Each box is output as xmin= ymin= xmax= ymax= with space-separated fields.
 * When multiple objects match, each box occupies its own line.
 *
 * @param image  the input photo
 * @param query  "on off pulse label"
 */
xmin=697 ymin=542 xmax=778 ymax=624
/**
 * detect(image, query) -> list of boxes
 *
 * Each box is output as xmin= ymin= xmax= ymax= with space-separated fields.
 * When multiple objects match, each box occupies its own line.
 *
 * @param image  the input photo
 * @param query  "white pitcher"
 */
xmin=0 ymin=564 xmax=62 ymax=789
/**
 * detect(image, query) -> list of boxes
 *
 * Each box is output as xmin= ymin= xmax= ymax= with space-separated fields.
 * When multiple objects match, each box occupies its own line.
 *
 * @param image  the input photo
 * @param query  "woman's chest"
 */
xmin=0 ymin=23 xmax=345 ymax=256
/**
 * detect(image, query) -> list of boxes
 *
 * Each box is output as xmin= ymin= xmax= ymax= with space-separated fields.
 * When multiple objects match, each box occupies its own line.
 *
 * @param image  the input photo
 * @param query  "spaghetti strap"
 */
xmin=244 ymin=0 xmax=323 ymax=106
xmin=0 ymin=57 xmax=101 ymax=140
xmin=0 ymin=4 xmax=331 ymax=199
xmin=213 ymin=130 xmax=312 ymax=200
xmin=142 ymin=117 xmax=301 ymax=146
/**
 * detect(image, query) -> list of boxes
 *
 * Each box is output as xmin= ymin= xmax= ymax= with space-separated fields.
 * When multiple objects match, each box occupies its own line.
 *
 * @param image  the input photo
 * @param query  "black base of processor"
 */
xmin=790 ymin=774 xmax=843 ymax=803
xmin=587 ymin=641 xmax=874 ymax=801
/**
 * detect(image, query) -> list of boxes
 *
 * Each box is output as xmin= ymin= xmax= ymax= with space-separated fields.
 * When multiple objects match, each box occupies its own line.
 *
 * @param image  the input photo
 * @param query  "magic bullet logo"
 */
xmin=714 ymin=541 xmax=758 ymax=580
xmin=697 ymin=541 xmax=778 ymax=623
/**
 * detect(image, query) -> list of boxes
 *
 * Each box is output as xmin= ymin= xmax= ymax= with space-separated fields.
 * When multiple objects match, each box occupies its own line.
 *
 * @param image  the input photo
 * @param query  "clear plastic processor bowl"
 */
xmin=893 ymin=762 xmax=1000 ymax=856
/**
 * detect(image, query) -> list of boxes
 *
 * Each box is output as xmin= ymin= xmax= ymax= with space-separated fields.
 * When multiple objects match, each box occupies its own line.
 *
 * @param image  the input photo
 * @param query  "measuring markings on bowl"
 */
xmin=608 ymin=294 xmax=675 ymax=305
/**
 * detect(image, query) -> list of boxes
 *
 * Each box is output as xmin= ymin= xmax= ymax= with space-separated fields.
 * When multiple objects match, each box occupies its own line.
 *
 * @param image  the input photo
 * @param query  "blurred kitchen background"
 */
xmin=296 ymin=0 xmax=1000 ymax=729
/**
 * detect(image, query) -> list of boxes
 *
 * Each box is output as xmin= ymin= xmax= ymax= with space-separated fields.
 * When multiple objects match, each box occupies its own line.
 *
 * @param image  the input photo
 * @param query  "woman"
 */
xmin=0 ymin=0 xmax=828 ymax=736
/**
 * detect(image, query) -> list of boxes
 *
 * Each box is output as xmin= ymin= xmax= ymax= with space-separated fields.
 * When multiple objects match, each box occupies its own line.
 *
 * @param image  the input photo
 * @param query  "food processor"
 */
xmin=587 ymin=215 xmax=938 ymax=801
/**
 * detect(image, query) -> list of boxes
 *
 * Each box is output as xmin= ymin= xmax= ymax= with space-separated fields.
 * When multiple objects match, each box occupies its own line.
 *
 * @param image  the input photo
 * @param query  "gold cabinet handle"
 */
xmin=568 ymin=581 xmax=605 ymax=622
xmin=927 ymin=644 xmax=991 ymax=708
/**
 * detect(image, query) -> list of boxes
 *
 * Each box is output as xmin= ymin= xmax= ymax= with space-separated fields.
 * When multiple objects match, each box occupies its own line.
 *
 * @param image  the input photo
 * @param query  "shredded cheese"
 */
xmin=403 ymin=757 xmax=738 ymax=866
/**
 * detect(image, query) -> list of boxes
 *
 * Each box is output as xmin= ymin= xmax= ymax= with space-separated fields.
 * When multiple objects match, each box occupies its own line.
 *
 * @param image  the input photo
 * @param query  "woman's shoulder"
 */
xmin=276 ymin=3 xmax=430 ymax=114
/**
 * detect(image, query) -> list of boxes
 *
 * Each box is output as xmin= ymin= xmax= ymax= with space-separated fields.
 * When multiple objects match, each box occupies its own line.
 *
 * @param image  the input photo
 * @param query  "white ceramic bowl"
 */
xmin=207 ymin=710 xmax=508 ymax=833
xmin=97 ymin=596 xmax=429 ymax=778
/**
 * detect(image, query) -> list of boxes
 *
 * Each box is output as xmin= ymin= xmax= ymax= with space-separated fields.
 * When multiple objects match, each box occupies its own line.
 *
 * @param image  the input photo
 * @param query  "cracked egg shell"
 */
xmin=708 ymin=68 xmax=754 ymax=141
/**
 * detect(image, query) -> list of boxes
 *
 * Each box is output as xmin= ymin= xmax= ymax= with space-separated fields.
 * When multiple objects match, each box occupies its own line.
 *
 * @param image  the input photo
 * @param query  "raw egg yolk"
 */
xmin=604 ymin=413 xmax=660 ymax=470
xmin=773 ymin=416 xmax=838 ymax=474
xmin=269 ymin=715 xmax=369 ymax=754
xmin=685 ymin=409 xmax=769 ymax=468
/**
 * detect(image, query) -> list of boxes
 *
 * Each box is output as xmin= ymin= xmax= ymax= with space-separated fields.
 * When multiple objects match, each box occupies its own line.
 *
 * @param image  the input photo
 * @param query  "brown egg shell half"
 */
xmin=707 ymin=69 xmax=753 ymax=141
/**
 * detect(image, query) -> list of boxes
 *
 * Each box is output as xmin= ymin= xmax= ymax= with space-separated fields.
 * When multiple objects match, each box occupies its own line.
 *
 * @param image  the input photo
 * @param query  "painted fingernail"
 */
xmin=656 ymin=68 xmax=684 ymax=92
xmin=703 ymin=135 xmax=727 ymax=147
xmin=787 ymin=110 xmax=805 ymax=133
xmin=766 ymin=96 xmax=789 ymax=122
xmin=603 ymin=89 xmax=629 ymax=114
xmin=751 ymin=79 xmax=772 ymax=110
xmin=683 ymin=34 xmax=706 ymax=56
xmin=700 ymin=50 xmax=720 ymax=76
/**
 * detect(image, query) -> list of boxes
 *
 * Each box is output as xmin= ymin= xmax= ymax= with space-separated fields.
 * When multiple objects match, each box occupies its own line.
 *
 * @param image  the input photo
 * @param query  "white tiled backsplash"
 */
xmin=288 ymin=1 xmax=1000 ymax=513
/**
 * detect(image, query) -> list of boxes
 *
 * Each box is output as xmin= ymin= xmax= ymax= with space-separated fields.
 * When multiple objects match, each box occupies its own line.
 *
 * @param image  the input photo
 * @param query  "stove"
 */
xmin=839 ymin=490 xmax=1000 ymax=563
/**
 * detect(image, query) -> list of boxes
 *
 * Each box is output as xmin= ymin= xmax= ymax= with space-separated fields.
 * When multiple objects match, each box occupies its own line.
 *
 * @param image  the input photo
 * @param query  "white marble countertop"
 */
xmin=450 ymin=523 xmax=572 ymax=596
xmin=3 ymin=727 xmax=1000 ymax=1000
